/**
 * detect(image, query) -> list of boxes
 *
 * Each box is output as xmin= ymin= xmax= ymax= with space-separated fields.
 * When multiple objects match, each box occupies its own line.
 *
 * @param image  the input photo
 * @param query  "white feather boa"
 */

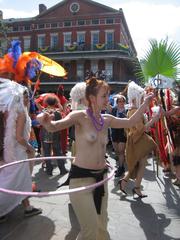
xmin=0 ymin=78 xmax=29 ymax=163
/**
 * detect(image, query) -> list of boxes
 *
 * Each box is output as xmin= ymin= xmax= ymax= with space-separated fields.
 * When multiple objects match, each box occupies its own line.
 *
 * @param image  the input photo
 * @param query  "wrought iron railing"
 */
xmin=37 ymin=42 xmax=133 ymax=56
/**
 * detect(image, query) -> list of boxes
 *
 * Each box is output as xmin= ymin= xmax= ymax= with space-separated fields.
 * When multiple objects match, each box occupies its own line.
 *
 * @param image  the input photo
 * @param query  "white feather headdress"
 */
xmin=70 ymin=82 xmax=86 ymax=110
xmin=0 ymin=78 xmax=28 ymax=163
xmin=0 ymin=78 xmax=27 ymax=112
xmin=127 ymin=81 xmax=145 ymax=108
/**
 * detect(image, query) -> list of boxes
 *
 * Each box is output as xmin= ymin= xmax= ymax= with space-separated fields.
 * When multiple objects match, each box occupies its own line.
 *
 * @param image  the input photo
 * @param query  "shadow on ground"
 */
xmin=0 ymin=205 xmax=55 ymax=240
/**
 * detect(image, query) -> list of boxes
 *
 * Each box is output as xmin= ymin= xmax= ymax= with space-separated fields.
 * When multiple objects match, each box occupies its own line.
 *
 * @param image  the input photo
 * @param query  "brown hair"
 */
xmin=85 ymin=77 xmax=109 ymax=105
xmin=116 ymin=95 xmax=126 ymax=104
xmin=43 ymin=94 xmax=60 ymax=106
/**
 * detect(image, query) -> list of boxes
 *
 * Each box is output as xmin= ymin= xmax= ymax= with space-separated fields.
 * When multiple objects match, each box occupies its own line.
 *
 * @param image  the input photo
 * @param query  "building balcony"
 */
xmin=36 ymin=43 xmax=136 ymax=60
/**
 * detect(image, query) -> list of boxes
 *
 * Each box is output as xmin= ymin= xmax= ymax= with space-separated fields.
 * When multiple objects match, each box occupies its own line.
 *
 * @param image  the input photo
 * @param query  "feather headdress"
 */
xmin=0 ymin=40 xmax=42 ymax=84
xmin=127 ymin=81 xmax=145 ymax=108
xmin=70 ymin=82 xmax=86 ymax=110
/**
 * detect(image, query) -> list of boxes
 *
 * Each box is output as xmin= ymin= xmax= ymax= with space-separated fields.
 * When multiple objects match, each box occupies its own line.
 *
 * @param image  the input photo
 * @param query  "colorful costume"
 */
xmin=125 ymin=81 xmax=157 ymax=178
xmin=0 ymin=79 xmax=32 ymax=217
xmin=126 ymin=108 xmax=157 ymax=178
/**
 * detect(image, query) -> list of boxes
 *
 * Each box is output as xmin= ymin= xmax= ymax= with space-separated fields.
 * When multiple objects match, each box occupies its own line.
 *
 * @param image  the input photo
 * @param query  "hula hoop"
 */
xmin=0 ymin=156 xmax=115 ymax=197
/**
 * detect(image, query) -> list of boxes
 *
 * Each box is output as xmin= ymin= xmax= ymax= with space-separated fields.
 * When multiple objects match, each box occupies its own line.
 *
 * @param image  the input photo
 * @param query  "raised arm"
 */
xmin=145 ymin=108 xmax=162 ymax=131
xmin=109 ymin=93 xmax=154 ymax=129
xmin=37 ymin=110 xmax=78 ymax=132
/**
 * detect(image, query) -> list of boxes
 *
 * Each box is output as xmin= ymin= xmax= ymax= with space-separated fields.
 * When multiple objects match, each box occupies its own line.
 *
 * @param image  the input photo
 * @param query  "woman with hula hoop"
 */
xmin=37 ymin=77 xmax=154 ymax=240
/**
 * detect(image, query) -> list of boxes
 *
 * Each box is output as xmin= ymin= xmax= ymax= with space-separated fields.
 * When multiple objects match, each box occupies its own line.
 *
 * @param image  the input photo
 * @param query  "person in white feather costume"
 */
xmin=0 ymin=78 xmax=42 ymax=223
xmin=69 ymin=82 xmax=87 ymax=156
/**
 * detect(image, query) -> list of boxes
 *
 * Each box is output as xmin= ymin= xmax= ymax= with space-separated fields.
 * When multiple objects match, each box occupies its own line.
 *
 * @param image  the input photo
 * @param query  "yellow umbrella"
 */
xmin=23 ymin=52 xmax=67 ymax=77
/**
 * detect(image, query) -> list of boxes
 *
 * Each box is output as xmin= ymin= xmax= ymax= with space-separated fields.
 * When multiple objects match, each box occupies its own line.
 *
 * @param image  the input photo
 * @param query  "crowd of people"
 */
xmin=0 ymin=40 xmax=180 ymax=240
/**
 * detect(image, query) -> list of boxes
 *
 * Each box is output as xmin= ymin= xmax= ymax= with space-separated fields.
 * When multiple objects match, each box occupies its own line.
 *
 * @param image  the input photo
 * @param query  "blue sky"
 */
xmin=0 ymin=0 xmax=180 ymax=59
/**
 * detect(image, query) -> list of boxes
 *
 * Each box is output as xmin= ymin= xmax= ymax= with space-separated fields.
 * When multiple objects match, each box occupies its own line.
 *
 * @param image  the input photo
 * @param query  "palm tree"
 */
xmin=136 ymin=38 xmax=180 ymax=84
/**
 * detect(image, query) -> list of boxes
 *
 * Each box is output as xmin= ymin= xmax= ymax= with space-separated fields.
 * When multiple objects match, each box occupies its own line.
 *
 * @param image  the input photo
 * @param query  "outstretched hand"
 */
xmin=144 ymin=92 xmax=155 ymax=105
xmin=36 ymin=111 xmax=54 ymax=126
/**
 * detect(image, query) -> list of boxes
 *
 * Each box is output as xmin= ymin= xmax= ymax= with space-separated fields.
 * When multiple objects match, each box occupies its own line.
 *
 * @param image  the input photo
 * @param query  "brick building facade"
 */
xmin=0 ymin=0 xmax=139 ymax=93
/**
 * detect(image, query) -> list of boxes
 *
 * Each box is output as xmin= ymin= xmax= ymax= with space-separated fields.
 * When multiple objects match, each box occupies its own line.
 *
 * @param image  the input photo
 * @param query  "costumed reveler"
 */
xmin=157 ymin=90 xmax=173 ymax=174
xmin=0 ymin=40 xmax=42 ymax=223
xmin=69 ymin=82 xmax=87 ymax=156
xmin=164 ymin=87 xmax=180 ymax=186
xmin=41 ymin=93 xmax=68 ymax=176
xmin=0 ymin=80 xmax=42 ymax=222
xmin=148 ymin=83 xmax=177 ymax=176
xmin=118 ymin=81 xmax=160 ymax=198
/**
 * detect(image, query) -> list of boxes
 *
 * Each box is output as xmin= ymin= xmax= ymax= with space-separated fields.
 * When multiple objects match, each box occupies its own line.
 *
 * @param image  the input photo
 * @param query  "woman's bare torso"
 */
xmin=73 ymin=111 xmax=109 ymax=170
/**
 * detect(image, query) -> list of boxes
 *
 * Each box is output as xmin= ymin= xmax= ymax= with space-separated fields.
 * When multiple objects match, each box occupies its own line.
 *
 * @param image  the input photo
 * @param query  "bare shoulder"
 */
xmin=102 ymin=113 xmax=114 ymax=125
xmin=69 ymin=110 xmax=86 ymax=117
xmin=68 ymin=110 xmax=87 ymax=123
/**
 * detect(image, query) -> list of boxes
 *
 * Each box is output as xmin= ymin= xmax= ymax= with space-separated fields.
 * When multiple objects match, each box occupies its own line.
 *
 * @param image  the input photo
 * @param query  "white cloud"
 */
xmin=112 ymin=2 xmax=180 ymax=58
xmin=2 ymin=9 xmax=38 ymax=18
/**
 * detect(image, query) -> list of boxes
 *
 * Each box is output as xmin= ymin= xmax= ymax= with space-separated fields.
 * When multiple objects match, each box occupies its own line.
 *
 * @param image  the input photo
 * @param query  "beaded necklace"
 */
xmin=86 ymin=108 xmax=104 ymax=131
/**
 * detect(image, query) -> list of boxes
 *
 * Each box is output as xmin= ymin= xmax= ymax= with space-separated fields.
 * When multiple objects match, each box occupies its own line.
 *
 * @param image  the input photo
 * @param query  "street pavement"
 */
xmin=0 ymin=150 xmax=180 ymax=240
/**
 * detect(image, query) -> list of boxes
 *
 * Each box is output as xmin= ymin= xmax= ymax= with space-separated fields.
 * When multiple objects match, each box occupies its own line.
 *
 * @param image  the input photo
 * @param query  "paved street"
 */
xmin=0 ymin=151 xmax=180 ymax=240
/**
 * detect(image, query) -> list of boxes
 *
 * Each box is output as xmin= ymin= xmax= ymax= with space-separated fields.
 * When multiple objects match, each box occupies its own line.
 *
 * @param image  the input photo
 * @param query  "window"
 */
xmin=92 ymin=19 xmax=99 ymax=25
xmin=105 ymin=61 xmax=113 ymax=81
xmin=105 ymin=30 xmax=114 ymax=49
xmin=45 ymin=23 xmax=51 ymax=28
xmin=12 ymin=26 xmax=18 ymax=32
xmin=91 ymin=60 xmax=98 ymax=74
xmin=77 ymin=62 xmax=84 ymax=81
xmin=24 ymin=24 xmax=31 ymax=31
xmin=64 ymin=20 xmax=72 ymax=27
xmin=50 ymin=34 xmax=58 ymax=49
xmin=91 ymin=31 xmax=99 ymax=49
xmin=106 ymin=18 xmax=114 ymax=24
xmin=78 ymin=20 xmax=85 ymax=25
xmin=63 ymin=32 xmax=72 ymax=50
xmin=38 ymin=34 xmax=45 ymax=48
xmin=51 ymin=23 xmax=58 ymax=28
xmin=77 ymin=31 xmax=85 ymax=49
xmin=19 ymin=26 xmax=24 ymax=31
xmin=23 ymin=36 xmax=31 ymax=51
xmin=38 ymin=24 xmax=45 ymax=29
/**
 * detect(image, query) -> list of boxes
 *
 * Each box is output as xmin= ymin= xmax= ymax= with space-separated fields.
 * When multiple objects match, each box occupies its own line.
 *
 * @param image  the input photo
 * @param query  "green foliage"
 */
xmin=135 ymin=38 xmax=180 ymax=83
xmin=0 ymin=21 xmax=9 ymax=40
xmin=0 ymin=21 xmax=11 ymax=55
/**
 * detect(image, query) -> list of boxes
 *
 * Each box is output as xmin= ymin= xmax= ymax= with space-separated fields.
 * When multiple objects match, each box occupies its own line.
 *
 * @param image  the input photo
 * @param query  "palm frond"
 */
xmin=135 ymin=38 xmax=180 ymax=83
